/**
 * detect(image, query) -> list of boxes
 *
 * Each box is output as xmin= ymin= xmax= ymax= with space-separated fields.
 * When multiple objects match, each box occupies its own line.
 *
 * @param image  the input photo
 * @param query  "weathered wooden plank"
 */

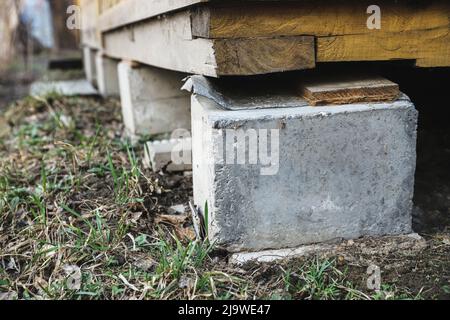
xmin=103 ymin=11 xmax=315 ymax=77
xmin=96 ymin=0 xmax=449 ymax=74
xmin=98 ymin=0 xmax=208 ymax=32
xmin=298 ymin=74 xmax=400 ymax=106
xmin=192 ymin=1 xmax=449 ymax=38
xmin=103 ymin=11 xmax=217 ymax=76
xmin=317 ymin=29 xmax=450 ymax=67
xmin=97 ymin=0 xmax=297 ymax=32
xmin=214 ymin=36 xmax=315 ymax=76
xmin=191 ymin=0 xmax=450 ymax=67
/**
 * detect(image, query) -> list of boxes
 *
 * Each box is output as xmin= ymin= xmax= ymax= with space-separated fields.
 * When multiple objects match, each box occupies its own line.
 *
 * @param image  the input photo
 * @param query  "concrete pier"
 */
xmin=95 ymin=52 xmax=120 ymax=97
xmin=83 ymin=46 xmax=97 ymax=87
xmin=118 ymin=61 xmax=191 ymax=138
xmin=191 ymin=94 xmax=418 ymax=252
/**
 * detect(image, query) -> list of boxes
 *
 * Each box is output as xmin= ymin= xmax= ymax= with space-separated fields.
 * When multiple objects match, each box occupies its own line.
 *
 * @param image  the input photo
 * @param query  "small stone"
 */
xmin=179 ymin=276 xmax=193 ymax=289
xmin=184 ymin=171 xmax=193 ymax=177
xmin=168 ymin=204 xmax=186 ymax=215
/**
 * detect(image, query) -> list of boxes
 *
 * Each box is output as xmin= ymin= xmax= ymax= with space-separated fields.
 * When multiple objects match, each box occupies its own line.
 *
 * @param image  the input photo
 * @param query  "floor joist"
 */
xmin=95 ymin=0 xmax=450 ymax=76
xmin=103 ymin=11 xmax=315 ymax=77
xmin=191 ymin=0 xmax=450 ymax=68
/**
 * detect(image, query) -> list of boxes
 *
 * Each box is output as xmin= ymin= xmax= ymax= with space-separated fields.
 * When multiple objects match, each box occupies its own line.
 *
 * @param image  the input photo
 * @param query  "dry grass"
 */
xmin=0 ymin=94 xmax=448 ymax=300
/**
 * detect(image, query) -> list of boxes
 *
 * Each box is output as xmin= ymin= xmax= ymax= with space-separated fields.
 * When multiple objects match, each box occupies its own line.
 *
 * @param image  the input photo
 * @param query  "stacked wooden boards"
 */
xmin=80 ymin=0 xmax=450 ymax=77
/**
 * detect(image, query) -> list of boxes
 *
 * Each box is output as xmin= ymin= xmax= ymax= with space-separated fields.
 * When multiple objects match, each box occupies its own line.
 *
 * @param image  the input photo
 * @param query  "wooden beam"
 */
xmin=103 ymin=11 xmax=315 ymax=77
xmin=191 ymin=0 xmax=450 ymax=68
xmin=99 ymin=0 xmax=448 ymax=75
xmin=317 ymin=29 xmax=450 ymax=67
xmin=98 ymin=0 xmax=293 ymax=32
xmin=214 ymin=36 xmax=315 ymax=75
xmin=98 ymin=0 xmax=208 ymax=32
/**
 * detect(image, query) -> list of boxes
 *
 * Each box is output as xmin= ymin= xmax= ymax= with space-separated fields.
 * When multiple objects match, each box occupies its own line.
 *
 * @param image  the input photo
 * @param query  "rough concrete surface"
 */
xmin=118 ymin=61 xmax=191 ymax=137
xmin=83 ymin=47 xmax=97 ymax=86
xmin=192 ymin=94 xmax=418 ymax=252
xmin=30 ymin=79 xmax=98 ymax=97
xmin=96 ymin=53 xmax=120 ymax=97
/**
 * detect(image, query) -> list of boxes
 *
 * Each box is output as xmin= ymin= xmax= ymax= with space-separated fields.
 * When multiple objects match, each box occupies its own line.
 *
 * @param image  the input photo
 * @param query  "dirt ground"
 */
xmin=0 ymin=65 xmax=449 ymax=300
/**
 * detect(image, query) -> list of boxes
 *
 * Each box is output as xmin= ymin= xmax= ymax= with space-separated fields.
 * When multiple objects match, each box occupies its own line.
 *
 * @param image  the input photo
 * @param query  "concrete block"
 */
xmin=144 ymin=138 xmax=192 ymax=172
xmin=96 ymin=53 xmax=120 ymax=97
xmin=30 ymin=80 xmax=98 ymax=97
xmin=192 ymin=94 xmax=418 ymax=252
xmin=118 ymin=61 xmax=191 ymax=137
xmin=83 ymin=46 xmax=97 ymax=86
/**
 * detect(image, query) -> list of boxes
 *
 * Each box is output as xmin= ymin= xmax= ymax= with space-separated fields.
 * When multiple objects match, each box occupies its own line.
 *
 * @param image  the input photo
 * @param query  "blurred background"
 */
xmin=0 ymin=0 xmax=79 ymax=108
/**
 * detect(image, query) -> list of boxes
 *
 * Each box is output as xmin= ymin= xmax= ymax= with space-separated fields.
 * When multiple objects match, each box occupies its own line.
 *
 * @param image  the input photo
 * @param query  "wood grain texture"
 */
xmin=317 ymin=29 xmax=450 ymax=67
xmin=193 ymin=1 xmax=449 ymax=38
xmin=213 ymin=36 xmax=315 ymax=76
xmin=191 ymin=0 xmax=450 ymax=67
xmin=103 ymin=11 xmax=315 ymax=77
xmin=299 ymin=75 xmax=400 ymax=106
xmin=98 ymin=0 xmax=208 ymax=32
xmin=103 ymin=11 xmax=218 ymax=76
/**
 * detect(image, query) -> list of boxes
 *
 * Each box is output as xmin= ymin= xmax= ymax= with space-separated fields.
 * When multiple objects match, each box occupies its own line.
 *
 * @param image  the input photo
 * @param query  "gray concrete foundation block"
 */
xmin=118 ymin=61 xmax=191 ymax=137
xmin=191 ymin=94 xmax=418 ymax=252
xmin=96 ymin=53 xmax=120 ymax=97
xmin=83 ymin=46 xmax=97 ymax=86
xmin=30 ymin=80 xmax=98 ymax=97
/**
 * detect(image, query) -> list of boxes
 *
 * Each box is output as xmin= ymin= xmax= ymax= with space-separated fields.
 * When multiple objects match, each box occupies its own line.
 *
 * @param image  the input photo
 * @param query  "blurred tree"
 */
xmin=0 ymin=0 xmax=21 ymax=72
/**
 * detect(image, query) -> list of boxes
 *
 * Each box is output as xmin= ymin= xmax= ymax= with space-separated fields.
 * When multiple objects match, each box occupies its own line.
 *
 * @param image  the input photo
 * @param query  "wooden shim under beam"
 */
xmin=103 ymin=11 xmax=315 ymax=77
xmin=299 ymin=74 xmax=400 ymax=106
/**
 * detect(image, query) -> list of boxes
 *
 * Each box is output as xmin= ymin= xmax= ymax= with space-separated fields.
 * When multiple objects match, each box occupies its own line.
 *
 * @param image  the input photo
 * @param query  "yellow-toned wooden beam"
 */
xmin=103 ymin=11 xmax=315 ymax=77
xmin=191 ymin=0 xmax=450 ymax=67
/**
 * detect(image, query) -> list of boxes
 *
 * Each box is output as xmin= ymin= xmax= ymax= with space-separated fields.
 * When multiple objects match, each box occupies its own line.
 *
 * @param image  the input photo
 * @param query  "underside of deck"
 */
xmin=80 ymin=0 xmax=450 ymax=76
